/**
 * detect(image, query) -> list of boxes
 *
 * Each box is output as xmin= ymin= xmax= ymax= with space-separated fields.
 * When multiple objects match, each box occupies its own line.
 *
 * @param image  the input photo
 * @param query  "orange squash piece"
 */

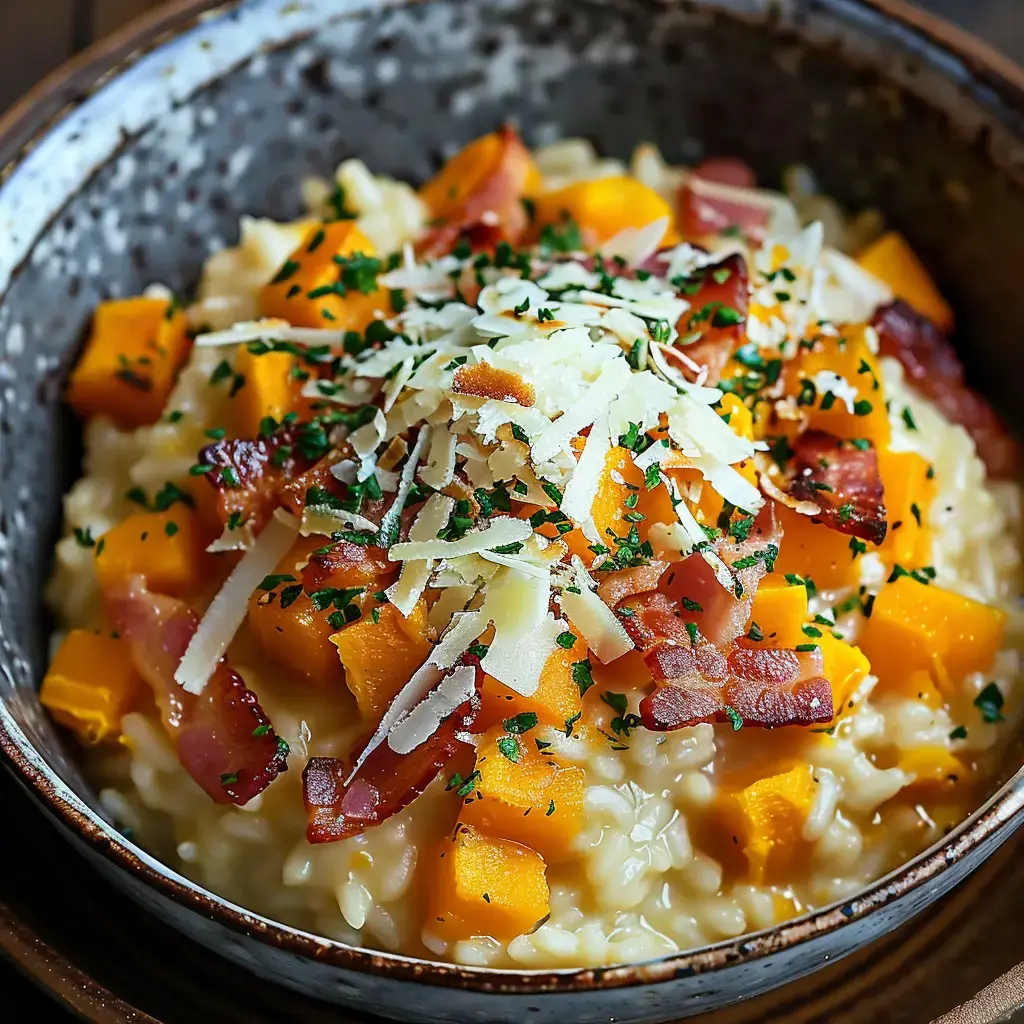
xmin=744 ymin=573 xmax=807 ymax=649
xmin=816 ymin=633 xmax=871 ymax=716
xmin=420 ymin=133 xmax=543 ymax=221
xmin=230 ymin=345 xmax=310 ymax=439
xmin=330 ymin=601 xmax=432 ymax=720
xmin=478 ymin=638 xmax=583 ymax=732
xmin=875 ymin=667 xmax=943 ymax=707
xmin=532 ymin=177 xmax=678 ymax=247
xmin=427 ymin=824 xmax=549 ymax=942
xmin=773 ymin=503 xmax=861 ymax=591
xmin=896 ymin=745 xmax=968 ymax=792
xmin=459 ymin=728 xmax=584 ymax=862
xmin=67 ymin=297 xmax=190 ymax=429
xmin=783 ymin=324 xmax=890 ymax=445
xmin=857 ymin=231 xmax=954 ymax=331
xmin=859 ymin=576 xmax=1006 ymax=690
xmin=94 ymin=508 xmax=205 ymax=598
xmin=732 ymin=765 xmax=818 ymax=885
xmin=40 ymin=630 xmax=143 ymax=744
xmin=259 ymin=221 xmax=387 ymax=331
xmin=877 ymin=449 xmax=935 ymax=568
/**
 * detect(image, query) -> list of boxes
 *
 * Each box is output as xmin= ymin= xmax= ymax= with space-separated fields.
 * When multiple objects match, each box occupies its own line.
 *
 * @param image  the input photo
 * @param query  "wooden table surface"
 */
xmin=1 ymin=1 xmax=1023 ymax=1021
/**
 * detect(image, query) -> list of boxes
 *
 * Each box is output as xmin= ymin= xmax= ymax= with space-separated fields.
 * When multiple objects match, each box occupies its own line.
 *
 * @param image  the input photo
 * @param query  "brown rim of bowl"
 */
xmin=0 ymin=896 xmax=157 ymax=1024
xmin=1 ymin=0 xmax=1024 ymax=997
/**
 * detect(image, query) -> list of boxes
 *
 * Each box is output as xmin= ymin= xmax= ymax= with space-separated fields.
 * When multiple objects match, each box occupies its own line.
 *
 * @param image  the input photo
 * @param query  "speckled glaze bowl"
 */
xmin=1 ymin=1 xmax=1023 ymax=1021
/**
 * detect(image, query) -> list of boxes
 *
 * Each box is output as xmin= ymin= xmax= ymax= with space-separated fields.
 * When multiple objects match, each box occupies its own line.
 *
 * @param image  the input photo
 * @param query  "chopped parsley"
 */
xmin=974 ymin=682 xmax=1005 ymax=724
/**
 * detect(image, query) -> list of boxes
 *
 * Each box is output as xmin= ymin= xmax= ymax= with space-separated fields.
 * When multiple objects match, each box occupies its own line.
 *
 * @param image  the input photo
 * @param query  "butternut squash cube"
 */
xmin=420 ymin=132 xmax=543 ymax=221
xmin=897 ymin=745 xmax=968 ymax=791
xmin=858 ymin=576 xmax=1006 ymax=690
xmin=330 ymin=601 xmax=432 ymax=721
xmin=733 ymin=765 xmax=818 ymax=884
xmin=533 ymin=177 xmax=678 ymax=247
xmin=877 ymin=449 xmax=935 ymax=568
xmin=745 ymin=573 xmax=807 ymax=648
xmin=773 ymin=503 xmax=861 ymax=591
xmin=248 ymin=542 xmax=344 ymax=689
xmin=67 ymin=297 xmax=190 ymax=429
xmin=94 ymin=508 xmax=205 ymax=597
xmin=783 ymin=325 xmax=890 ymax=445
xmin=816 ymin=633 xmax=871 ymax=716
xmin=857 ymin=231 xmax=954 ymax=331
xmin=259 ymin=221 xmax=386 ymax=331
xmin=230 ymin=345 xmax=307 ymax=439
xmin=459 ymin=728 xmax=584 ymax=862
xmin=478 ymin=641 xmax=583 ymax=731
xmin=876 ymin=667 xmax=943 ymax=707
xmin=428 ymin=824 xmax=549 ymax=942
xmin=41 ymin=630 xmax=142 ymax=744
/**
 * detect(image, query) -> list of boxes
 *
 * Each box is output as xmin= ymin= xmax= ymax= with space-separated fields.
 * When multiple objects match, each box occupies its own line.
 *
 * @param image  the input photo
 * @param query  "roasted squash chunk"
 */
xmin=773 ymin=503 xmax=862 ymax=591
xmin=427 ymin=824 xmax=549 ymax=942
xmin=877 ymin=449 xmax=935 ymax=568
xmin=331 ymin=601 xmax=432 ymax=720
xmin=897 ymin=745 xmax=968 ymax=792
xmin=259 ymin=221 xmax=387 ymax=331
xmin=94 ymin=508 xmax=205 ymax=598
xmin=478 ymin=641 xmax=583 ymax=731
xmin=859 ymin=575 xmax=1006 ymax=690
xmin=459 ymin=728 xmax=584 ymax=862
xmin=67 ymin=296 xmax=190 ymax=429
xmin=783 ymin=324 xmax=890 ymax=445
xmin=229 ymin=345 xmax=311 ymax=440
xmin=532 ymin=177 xmax=678 ymax=247
xmin=733 ymin=765 xmax=818 ymax=884
xmin=744 ymin=573 xmax=807 ymax=649
xmin=420 ymin=131 xmax=543 ymax=222
xmin=816 ymin=633 xmax=871 ymax=717
xmin=857 ymin=231 xmax=954 ymax=331
xmin=40 ymin=630 xmax=142 ymax=743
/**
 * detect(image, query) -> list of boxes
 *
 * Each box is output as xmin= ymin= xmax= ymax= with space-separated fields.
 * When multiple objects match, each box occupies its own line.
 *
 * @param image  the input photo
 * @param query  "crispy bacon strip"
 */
xmin=872 ymin=299 xmax=1021 ymax=477
xmin=787 ymin=430 xmax=887 ymax=545
xmin=641 ymin=642 xmax=832 ymax=730
xmin=677 ymin=253 xmax=750 ymax=385
xmin=303 ymin=661 xmax=481 ymax=843
xmin=417 ymin=126 xmax=535 ymax=259
xmin=200 ymin=427 xmax=318 ymax=532
xmin=105 ymin=576 xmax=287 ymax=804
xmin=678 ymin=158 xmax=769 ymax=244
xmin=596 ymin=560 xmax=667 ymax=610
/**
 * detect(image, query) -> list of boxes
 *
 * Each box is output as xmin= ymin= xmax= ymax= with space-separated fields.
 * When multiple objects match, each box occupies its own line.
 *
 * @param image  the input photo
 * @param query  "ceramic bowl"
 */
xmin=1 ymin=1 xmax=1023 ymax=1021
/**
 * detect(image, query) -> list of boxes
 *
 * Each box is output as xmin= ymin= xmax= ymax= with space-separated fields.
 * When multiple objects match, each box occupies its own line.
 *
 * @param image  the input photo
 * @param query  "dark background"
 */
xmin=0 ymin=1 xmax=1021 ymax=1021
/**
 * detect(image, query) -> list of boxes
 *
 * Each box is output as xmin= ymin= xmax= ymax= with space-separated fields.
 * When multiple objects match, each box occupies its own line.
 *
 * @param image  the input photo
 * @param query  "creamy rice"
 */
xmin=46 ymin=139 xmax=1023 ymax=968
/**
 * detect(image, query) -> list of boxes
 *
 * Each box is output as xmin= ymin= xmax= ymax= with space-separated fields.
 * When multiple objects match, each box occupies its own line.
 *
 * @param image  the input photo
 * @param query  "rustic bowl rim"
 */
xmin=1 ymin=0 xmax=1023 ymax=997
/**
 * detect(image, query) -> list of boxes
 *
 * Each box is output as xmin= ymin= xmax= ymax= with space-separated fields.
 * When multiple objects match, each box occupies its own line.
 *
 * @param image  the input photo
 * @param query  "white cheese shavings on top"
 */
xmin=557 ymin=556 xmax=633 ymax=664
xmin=389 ymin=516 xmax=532 ymax=561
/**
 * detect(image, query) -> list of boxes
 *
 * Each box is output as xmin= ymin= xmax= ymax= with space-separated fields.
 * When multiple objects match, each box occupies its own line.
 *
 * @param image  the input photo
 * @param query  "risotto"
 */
xmin=42 ymin=130 xmax=1023 ymax=968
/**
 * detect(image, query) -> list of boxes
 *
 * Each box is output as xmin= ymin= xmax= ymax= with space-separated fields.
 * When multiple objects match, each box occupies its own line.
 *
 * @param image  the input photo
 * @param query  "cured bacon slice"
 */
xmin=641 ymin=642 xmax=832 ymax=730
xmin=678 ymin=158 xmax=769 ymax=244
xmin=656 ymin=503 xmax=781 ymax=646
xmin=872 ymin=299 xmax=1020 ymax=478
xmin=303 ymin=661 xmax=481 ymax=843
xmin=417 ymin=126 xmax=535 ymax=259
xmin=596 ymin=559 xmax=667 ymax=610
xmin=787 ymin=430 xmax=887 ymax=545
xmin=105 ymin=576 xmax=288 ymax=804
xmin=199 ymin=426 xmax=318 ymax=532
xmin=675 ymin=253 xmax=750 ymax=385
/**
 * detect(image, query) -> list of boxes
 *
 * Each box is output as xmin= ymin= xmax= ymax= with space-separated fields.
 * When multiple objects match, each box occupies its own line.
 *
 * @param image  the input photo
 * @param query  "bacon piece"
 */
xmin=787 ymin=430 xmax=887 ymax=545
xmin=641 ymin=642 xmax=832 ymax=730
xmin=302 ymin=539 xmax=397 ymax=592
xmin=872 ymin=299 xmax=1021 ymax=478
xmin=303 ymin=662 xmax=481 ymax=843
xmin=675 ymin=253 xmax=750 ymax=385
xmin=105 ymin=576 xmax=287 ymax=804
xmin=596 ymin=559 xmax=667 ymax=610
xmin=417 ymin=126 xmax=534 ymax=259
xmin=452 ymin=363 xmax=536 ymax=407
xmin=200 ymin=426 xmax=318 ymax=531
xmin=657 ymin=503 xmax=781 ymax=645
xmin=678 ymin=158 xmax=769 ymax=244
